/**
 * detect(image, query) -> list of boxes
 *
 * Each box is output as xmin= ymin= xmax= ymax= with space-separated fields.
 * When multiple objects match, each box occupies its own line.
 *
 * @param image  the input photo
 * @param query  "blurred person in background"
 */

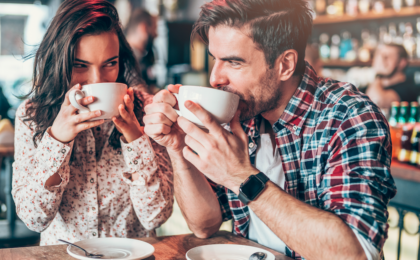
xmin=12 ymin=0 xmax=173 ymax=246
xmin=305 ymin=43 xmax=323 ymax=77
xmin=366 ymin=43 xmax=420 ymax=109
xmin=125 ymin=8 xmax=158 ymax=94
xmin=0 ymin=86 xmax=11 ymax=121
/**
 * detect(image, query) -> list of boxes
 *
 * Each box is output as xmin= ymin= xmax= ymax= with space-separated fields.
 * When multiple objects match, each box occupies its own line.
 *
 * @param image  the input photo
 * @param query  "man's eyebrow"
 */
xmin=208 ymin=51 xmax=246 ymax=63
xmin=74 ymin=56 xmax=119 ymax=64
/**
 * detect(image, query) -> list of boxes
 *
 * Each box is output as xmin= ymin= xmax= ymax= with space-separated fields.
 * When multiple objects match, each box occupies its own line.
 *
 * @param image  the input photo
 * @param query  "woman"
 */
xmin=12 ymin=0 xmax=173 ymax=245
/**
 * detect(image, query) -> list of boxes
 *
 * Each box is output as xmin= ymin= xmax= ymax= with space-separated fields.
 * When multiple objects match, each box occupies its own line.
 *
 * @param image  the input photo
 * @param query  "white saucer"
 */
xmin=186 ymin=244 xmax=275 ymax=260
xmin=66 ymin=238 xmax=154 ymax=260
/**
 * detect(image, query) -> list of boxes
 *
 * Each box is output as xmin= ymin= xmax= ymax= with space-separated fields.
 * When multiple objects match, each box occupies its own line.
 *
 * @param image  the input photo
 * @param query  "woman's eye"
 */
xmin=74 ymin=64 xmax=86 ymax=68
xmin=105 ymin=61 xmax=118 ymax=67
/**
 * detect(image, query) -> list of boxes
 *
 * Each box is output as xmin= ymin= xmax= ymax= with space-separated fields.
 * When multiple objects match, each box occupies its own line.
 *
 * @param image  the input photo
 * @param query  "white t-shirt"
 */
xmin=248 ymin=122 xmax=380 ymax=260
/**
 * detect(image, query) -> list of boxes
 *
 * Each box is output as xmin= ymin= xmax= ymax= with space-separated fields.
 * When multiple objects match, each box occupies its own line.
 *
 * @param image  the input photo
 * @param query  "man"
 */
xmin=144 ymin=0 xmax=396 ymax=259
xmin=125 ymin=8 xmax=158 ymax=93
xmin=366 ymin=43 xmax=420 ymax=109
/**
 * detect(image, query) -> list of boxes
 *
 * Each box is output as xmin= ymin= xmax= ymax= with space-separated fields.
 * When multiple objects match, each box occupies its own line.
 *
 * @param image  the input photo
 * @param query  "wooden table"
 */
xmin=0 ymin=231 xmax=292 ymax=260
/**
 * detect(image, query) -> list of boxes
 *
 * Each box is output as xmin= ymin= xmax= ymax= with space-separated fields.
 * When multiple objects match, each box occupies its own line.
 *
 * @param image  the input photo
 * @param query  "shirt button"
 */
xmin=92 ymin=232 xmax=97 ymax=236
xmin=249 ymin=142 xmax=255 ymax=148
xmin=127 ymin=148 xmax=132 ymax=152
xmin=96 ymin=127 xmax=101 ymax=131
xmin=53 ymin=162 xmax=57 ymax=167
xmin=92 ymin=207 xmax=96 ymax=211
xmin=90 ymin=178 xmax=94 ymax=183
xmin=61 ymin=149 xmax=66 ymax=154
xmin=134 ymin=160 xmax=138 ymax=165
xmin=89 ymin=150 xmax=93 ymax=155
xmin=293 ymin=125 xmax=298 ymax=131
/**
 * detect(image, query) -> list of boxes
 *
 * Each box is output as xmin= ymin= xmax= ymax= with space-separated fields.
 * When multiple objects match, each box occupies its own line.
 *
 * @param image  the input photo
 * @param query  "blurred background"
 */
xmin=0 ymin=1 xmax=420 ymax=260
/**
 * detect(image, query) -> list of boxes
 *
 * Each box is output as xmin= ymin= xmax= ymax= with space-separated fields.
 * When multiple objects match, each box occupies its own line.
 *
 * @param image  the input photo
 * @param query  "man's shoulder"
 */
xmin=312 ymin=78 xmax=384 ymax=121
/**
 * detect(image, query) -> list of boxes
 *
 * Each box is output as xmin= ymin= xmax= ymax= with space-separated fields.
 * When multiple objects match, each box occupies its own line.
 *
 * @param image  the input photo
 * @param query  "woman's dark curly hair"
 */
xmin=23 ymin=0 xmax=145 ymax=149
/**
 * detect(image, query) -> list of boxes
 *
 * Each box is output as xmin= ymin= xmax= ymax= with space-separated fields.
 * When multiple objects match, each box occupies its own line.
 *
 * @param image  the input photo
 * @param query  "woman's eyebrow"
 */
xmin=74 ymin=56 xmax=119 ymax=64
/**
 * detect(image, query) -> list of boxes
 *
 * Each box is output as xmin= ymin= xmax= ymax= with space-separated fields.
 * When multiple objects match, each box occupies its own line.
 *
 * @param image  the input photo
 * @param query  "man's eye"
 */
xmin=106 ymin=61 xmax=118 ymax=67
xmin=229 ymin=61 xmax=240 ymax=66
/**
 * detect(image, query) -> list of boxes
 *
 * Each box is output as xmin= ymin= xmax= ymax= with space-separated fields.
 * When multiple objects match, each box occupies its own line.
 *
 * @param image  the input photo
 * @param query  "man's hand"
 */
xmin=144 ymin=84 xmax=186 ymax=154
xmin=177 ymin=100 xmax=259 ymax=194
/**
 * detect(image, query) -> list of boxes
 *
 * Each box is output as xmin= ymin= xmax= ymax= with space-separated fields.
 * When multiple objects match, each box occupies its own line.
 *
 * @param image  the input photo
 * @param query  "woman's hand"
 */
xmin=50 ymin=84 xmax=105 ymax=143
xmin=112 ymin=87 xmax=144 ymax=143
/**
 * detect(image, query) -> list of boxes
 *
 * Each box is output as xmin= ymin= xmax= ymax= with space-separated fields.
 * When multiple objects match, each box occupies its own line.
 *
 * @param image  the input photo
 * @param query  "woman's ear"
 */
xmin=276 ymin=49 xmax=299 ymax=81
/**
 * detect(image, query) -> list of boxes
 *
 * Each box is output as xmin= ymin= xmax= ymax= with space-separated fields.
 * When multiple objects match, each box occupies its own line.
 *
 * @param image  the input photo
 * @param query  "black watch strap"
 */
xmin=238 ymin=172 xmax=269 ymax=205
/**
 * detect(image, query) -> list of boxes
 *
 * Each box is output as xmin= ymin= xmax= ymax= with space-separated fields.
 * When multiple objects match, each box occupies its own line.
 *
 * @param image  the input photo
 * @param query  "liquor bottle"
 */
xmin=398 ymin=102 xmax=412 ymax=163
xmin=410 ymin=102 xmax=420 ymax=164
xmin=403 ymin=23 xmax=416 ymax=59
xmin=389 ymin=102 xmax=401 ymax=159
xmin=359 ymin=0 xmax=370 ymax=14
xmin=340 ymin=31 xmax=352 ymax=60
xmin=319 ymin=33 xmax=330 ymax=60
xmin=330 ymin=34 xmax=340 ymax=60
xmin=316 ymin=0 xmax=327 ymax=15
xmin=346 ymin=0 xmax=358 ymax=15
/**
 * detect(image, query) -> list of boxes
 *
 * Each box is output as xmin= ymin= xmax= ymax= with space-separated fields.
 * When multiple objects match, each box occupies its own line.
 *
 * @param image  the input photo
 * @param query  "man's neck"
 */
xmin=261 ymin=75 xmax=302 ymax=125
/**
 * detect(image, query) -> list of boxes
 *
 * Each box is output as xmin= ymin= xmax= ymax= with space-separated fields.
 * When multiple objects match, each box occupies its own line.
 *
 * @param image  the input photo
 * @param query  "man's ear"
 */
xmin=276 ymin=49 xmax=298 ymax=81
xmin=398 ymin=58 xmax=408 ymax=72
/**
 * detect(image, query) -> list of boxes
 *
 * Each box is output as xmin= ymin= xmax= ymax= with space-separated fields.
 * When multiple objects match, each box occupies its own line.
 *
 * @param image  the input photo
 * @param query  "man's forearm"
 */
xmin=249 ymin=182 xmax=366 ymax=260
xmin=168 ymin=150 xmax=223 ymax=238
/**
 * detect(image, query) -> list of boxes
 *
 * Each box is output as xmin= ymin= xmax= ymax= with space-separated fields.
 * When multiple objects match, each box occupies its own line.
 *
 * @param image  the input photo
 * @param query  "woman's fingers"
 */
xmin=63 ymin=83 xmax=82 ymax=106
xmin=118 ymin=104 xmax=131 ymax=121
xmin=124 ymin=94 xmax=134 ymax=112
xmin=73 ymin=110 xmax=102 ymax=124
xmin=112 ymin=116 xmax=128 ymax=130
xmin=79 ymin=96 xmax=96 ymax=106
xmin=75 ymin=118 xmax=105 ymax=132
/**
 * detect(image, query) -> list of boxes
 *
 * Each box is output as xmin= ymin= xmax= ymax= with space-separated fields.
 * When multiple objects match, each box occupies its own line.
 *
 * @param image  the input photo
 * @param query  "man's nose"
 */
xmin=210 ymin=62 xmax=229 ymax=89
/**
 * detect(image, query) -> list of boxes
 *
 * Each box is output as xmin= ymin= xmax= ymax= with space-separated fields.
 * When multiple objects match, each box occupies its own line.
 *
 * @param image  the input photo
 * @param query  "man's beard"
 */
xmin=222 ymin=69 xmax=282 ymax=122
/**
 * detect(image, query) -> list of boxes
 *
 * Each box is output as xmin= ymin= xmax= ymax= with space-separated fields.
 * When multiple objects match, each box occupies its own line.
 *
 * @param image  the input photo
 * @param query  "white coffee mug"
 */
xmin=173 ymin=85 xmax=240 ymax=127
xmin=68 ymin=82 xmax=128 ymax=120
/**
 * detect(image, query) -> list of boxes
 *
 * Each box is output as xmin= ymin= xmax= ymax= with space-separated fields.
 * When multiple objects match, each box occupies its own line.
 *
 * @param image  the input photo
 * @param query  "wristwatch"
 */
xmin=238 ymin=172 xmax=270 ymax=205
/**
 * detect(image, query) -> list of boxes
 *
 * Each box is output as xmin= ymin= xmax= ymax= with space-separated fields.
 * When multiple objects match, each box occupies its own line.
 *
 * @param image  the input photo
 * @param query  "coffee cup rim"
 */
xmin=82 ymin=82 xmax=127 ymax=88
xmin=181 ymin=85 xmax=239 ymax=97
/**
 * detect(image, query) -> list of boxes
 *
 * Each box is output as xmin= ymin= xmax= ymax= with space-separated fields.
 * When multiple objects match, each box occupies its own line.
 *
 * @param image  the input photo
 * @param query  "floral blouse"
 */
xmin=12 ymin=98 xmax=173 ymax=246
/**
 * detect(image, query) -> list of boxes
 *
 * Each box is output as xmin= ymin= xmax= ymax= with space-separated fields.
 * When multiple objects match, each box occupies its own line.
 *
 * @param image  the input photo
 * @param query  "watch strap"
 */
xmin=238 ymin=172 xmax=269 ymax=205
xmin=255 ymin=172 xmax=269 ymax=184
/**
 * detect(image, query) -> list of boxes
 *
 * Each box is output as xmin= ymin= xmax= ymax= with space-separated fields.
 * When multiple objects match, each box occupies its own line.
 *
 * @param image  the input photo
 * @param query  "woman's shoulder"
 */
xmin=16 ymin=100 xmax=30 ymax=118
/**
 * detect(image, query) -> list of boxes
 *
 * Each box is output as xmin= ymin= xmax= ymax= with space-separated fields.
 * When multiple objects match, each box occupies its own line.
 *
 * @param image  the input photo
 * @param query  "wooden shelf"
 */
xmin=321 ymin=59 xmax=420 ymax=67
xmin=391 ymin=160 xmax=420 ymax=183
xmin=314 ymin=6 xmax=420 ymax=25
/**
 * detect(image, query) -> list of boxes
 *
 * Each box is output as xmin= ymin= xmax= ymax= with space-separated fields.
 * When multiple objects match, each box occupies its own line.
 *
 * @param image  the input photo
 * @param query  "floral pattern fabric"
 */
xmin=12 ymin=98 xmax=173 ymax=246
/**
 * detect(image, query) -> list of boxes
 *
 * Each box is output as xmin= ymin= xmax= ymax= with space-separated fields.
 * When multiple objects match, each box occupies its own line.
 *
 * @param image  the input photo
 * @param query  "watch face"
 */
xmin=241 ymin=176 xmax=265 ymax=200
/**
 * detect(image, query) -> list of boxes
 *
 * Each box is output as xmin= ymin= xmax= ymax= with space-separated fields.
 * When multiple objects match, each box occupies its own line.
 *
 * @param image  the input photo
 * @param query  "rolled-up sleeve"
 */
xmin=319 ymin=101 xmax=397 ymax=252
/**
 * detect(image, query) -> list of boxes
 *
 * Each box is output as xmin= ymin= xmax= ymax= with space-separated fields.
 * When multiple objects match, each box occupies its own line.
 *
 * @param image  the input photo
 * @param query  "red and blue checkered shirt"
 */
xmin=212 ymin=63 xmax=397 ymax=259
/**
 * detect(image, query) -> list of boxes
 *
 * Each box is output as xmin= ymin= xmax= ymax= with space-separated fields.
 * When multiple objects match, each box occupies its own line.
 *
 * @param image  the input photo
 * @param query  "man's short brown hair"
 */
xmin=192 ymin=0 xmax=313 ymax=75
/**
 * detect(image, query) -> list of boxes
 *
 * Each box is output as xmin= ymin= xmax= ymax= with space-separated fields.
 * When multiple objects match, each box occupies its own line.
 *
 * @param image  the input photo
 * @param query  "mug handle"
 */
xmin=68 ymin=89 xmax=90 ymax=113
xmin=173 ymin=93 xmax=182 ymax=117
